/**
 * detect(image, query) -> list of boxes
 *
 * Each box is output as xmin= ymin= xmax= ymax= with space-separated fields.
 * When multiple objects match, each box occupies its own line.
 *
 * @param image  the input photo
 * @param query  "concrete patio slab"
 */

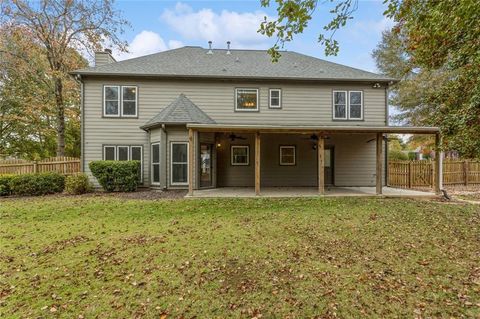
xmin=187 ymin=187 xmax=437 ymax=198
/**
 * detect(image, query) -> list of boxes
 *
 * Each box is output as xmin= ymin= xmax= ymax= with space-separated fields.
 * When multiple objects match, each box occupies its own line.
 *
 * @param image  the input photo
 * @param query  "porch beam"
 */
xmin=434 ymin=133 xmax=442 ymax=195
xmin=188 ymin=128 xmax=194 ymax=196
xmin=318 ymin=134 xmax=325 ymax=195
xmin=376 ymin=132 xmax=383 ymax=195
xmin=255 ymin=131 xmax=261 ymax=196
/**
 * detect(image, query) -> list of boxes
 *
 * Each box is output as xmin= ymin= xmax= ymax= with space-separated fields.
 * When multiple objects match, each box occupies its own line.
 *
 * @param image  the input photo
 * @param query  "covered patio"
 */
xmin=186 ymin=186 xmax=436 ymax=198
xmin=187 ymin=124 xmax=442 ymax=197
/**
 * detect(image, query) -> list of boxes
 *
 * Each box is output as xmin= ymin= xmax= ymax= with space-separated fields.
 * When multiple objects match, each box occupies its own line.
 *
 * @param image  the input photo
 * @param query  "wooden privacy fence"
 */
xmin=0 ymin=157 xmax=80 ymax=175
xmin=388 ymin=160 xmax=480 ymax=189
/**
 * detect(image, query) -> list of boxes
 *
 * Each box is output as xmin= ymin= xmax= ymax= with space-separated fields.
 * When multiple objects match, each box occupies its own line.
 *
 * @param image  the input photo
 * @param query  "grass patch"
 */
xmin=0 ymin=196 xmax=479 ymax=318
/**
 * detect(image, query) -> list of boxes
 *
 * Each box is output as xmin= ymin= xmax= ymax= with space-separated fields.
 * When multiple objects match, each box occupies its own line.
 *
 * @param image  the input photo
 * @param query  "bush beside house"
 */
xmin=0 ymin=175 xmax=15 ymax=196
xmin=89 ymin=160 xmax=140 ymax=192
xmin=7 ymin=172 xmax=65 ymax=196
xmin=65 ymin=173 xmax=93 ymax=195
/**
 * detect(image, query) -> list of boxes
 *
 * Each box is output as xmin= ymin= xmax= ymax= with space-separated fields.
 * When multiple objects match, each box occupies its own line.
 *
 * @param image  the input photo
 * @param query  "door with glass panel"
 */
xmin=324 ymin=148 xmax=334 ymax=185
xmin=199 ymin=144 xmax=212 ymax=188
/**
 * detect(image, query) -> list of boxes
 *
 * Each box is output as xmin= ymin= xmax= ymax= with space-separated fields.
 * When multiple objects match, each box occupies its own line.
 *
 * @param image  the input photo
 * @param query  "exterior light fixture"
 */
xmin=372 ymin=82 xmax=381 ymax=88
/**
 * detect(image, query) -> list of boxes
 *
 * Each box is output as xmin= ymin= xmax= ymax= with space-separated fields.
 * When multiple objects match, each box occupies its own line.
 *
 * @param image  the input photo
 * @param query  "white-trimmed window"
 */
xmin=122 ymin=86 xmax=138 ymax=117
xmin=235 ymin=88 xmax=259 ymax=111
xmin=103 ymin=85 xmax=138 ymax=117
xmin=151 ymin=143 xmax=160 ymax=185
xmin=349 ymin=91 xmax=363 ymax=120
xmin=102 ymin=145 xmax=143 ymax=182
xmin=269 ymin=89 xmax=282 ymax=108
xmin=333 ymin=90 xmax=363 ymax=120
xmin=104 ymin=86 xmax=120 ymax=117
xmin=231 ymin=145 xmax=249 ymax=166
xmin=333 ymin=90 xmax=347 ymax=119
xmin=171 ymin=142 xmax=188 ymax=185
xmin=279 ymin=146 xmax=296 ymax=165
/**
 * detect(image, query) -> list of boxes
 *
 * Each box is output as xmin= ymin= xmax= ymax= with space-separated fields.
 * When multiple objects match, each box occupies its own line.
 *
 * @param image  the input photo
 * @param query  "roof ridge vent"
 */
xmin=207 ymin=41 xmax=213 ymax=54
xmin=226 ymin=41 xmax=231 ymax=55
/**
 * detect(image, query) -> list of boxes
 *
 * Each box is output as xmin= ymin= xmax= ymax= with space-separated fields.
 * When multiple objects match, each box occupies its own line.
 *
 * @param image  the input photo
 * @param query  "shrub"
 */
xmin=389 ymin=150 xmax=409 ymax=161
xmin=0 ymin=174 xmax=15 ymax=196
xmin=89 ymin=160 xmax=140 ymax=192
xmin=10 ymin=172 xmax=65 ymax=196
xmin=65 ymin=173 xmax=93 ymax=195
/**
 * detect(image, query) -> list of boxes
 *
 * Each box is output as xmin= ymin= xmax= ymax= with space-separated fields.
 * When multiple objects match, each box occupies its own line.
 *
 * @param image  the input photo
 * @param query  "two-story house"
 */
xmin=72 ymin=45 xmax=441 ymax=196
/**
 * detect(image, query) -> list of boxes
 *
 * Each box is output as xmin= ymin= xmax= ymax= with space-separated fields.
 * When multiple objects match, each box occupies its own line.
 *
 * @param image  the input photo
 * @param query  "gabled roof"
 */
xmin=73 ymin=46 xmax=395 ymax=82
xmin=141 ymin=94 xmax=215 ymax=130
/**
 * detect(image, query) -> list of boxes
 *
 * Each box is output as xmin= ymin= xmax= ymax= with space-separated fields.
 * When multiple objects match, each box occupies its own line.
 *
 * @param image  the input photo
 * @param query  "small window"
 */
xmin=333 ymin=91 xmax=347 ymax=119
xmin=171 ymin=142 xmax=188 ymax=185
xmin=151 ymin=143 xmax=160 ymax=185
xmin=269 ymin=89 xmax=282 ymax=108
xmin=104 ymin=146 xmax=116 ymax=160
xmin=122 ymin=86 xmax=137 ymax=117
xmin=104 ymin=86 xmax=120 ymax=116
xmin=131 ymin=146 xmax=143 ymax=182
xmin=231 ymin=145 xmax=249 ymax=166
xmin=280 ymin=146 xmax=296 ymax=166
xmin=235 ymin=88 xmax=259 ymax=111
xmin=349 ymin=91 xmax=363 ymax=120
xmin=117 ymin=146 xmax=129 ymax=161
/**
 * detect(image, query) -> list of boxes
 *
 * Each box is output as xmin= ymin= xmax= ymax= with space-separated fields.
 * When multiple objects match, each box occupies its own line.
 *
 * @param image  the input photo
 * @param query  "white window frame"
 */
xmin=269 ymin=88 xmax=282 ymax=109
xmin=103 ymin=85 xmax=120 ymax=117
xmin=170 ymin=142 xmax=189 ymax=186
xmin=103 ymin=145 xmax=117 ymax=160
xmin=279 ymin=146 xmax=296 ymax=166
xmin=231 ymin=145 xmax=250 ymax=166
xmin=235 ymin=88 xmax=259 ymax=111
xmin=131 ymin=145 xmax=143 ymax=183
xmin=117 ymin=145 xmax=130 ymax=161
xmin=151 ymin=143 xmax=161 ymax=186
xmin=348 ymin=90 xmax=363 ymax=120
xmin=102 ymin=145 xmax=143 ymax=183
xmin=332 ymin=90 xmax=348 ymax=120
xmin=121 ymin=86 xmax=138 ymax=117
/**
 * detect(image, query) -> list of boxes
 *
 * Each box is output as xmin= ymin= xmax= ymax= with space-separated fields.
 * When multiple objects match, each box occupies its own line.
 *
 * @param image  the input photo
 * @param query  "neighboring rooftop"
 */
xmin=73 ymin=46 xmax=394 ymax=82
xmin=141 ymin=94 xmax=215 ymax=130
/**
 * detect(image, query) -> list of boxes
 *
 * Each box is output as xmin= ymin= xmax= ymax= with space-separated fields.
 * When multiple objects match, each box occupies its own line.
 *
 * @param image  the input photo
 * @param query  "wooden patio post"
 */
xmin=188 ymin=128 xmax=194 ymax=196
xmin=434 ymin=133 xmax=442 ymax=194
xmin=317 ymin=134 xmax=325 ymax=195
xmin=376 ymin=132 xmax=383 ymax=195
xmin=255 ymin=131 xmax=261 ymax=196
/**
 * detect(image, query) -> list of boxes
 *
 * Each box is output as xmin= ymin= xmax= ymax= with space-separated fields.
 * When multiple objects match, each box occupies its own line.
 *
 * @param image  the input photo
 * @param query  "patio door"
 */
xmin=199 ymin=143 xmax=213 ymax=188
xmin=324 ymin=148 xmax=334 ymax=185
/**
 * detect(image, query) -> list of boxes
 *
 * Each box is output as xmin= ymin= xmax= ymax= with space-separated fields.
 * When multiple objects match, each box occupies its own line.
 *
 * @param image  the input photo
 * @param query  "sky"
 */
xmin=112 ymin=0 xmax=394 ymax=73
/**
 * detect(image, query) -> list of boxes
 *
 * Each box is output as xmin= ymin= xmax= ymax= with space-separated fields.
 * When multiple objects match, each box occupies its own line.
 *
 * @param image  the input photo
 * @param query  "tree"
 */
xmin=374 ymin=1 xmax=480 ymax=158
xmin=1 ymin=0 xmax=129 ymax=156
xmin=259 ymin=0 xmax=359 ymax=61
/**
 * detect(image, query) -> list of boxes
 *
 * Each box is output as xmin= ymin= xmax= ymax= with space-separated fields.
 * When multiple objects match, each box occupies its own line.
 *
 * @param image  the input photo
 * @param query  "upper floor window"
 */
xmin=235 ymin=88 xmax=258 ymax=111
xmin=104 ymin=85 xmax=137 ymax=117
xmin=269 ymin=89 xmax=282 ymax=108
xmin=333 ymin=90 xmax=363 ymax=120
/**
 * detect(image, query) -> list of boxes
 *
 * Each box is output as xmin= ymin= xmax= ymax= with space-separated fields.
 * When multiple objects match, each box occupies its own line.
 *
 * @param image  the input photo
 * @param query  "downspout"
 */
xmin=74 ymin=74 xmax=85 ymax=172
xmin=384 ymin=85 xmax=389 ymax=186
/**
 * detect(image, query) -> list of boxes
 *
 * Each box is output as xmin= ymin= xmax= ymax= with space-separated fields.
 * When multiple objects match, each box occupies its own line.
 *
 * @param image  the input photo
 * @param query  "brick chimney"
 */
xmin=94 ymin=48 xmax=116 ymax=66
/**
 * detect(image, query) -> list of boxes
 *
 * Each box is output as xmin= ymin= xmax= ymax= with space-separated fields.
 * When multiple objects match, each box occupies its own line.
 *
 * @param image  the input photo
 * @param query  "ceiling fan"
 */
xmin=302 ymin=134 xmax=330 ymax=141
xmin=366 ymin=136 xmax=395 ymax=143
xmin=228 ymin=133 xmax=247 ymax=141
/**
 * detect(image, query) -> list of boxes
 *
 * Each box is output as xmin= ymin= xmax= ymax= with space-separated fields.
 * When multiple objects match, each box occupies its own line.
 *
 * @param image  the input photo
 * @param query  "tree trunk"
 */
xmin=54 ymin=77 xmax=65 ymax=156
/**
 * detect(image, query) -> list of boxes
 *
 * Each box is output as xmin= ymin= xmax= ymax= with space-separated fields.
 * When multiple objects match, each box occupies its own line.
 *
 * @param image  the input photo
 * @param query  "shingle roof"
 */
xmin=73 ymin=46 xmax=394 ymax=82
xmin=141 ymin=94 xmax=215 ymax=130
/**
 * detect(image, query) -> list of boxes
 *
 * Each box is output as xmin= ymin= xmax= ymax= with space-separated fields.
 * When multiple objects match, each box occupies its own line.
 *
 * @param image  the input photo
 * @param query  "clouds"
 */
xmin=161 ymin=2 xmax=272 ymax=49
xmin=115 ymin=31 xmax=184 ymax=61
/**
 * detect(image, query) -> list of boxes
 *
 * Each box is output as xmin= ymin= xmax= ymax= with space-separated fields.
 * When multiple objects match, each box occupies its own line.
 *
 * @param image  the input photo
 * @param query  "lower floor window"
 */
xmin=151 ymin=143 xmax=160 ymax=184
xmin=103 ymin=145 xmax=143 ymax=182
xmin=279 ymin=146 xmax=296 ymax=165
xmin=231 ymin=145 xmax=249 ymax=165
xmin=171 ymin=142 xmax=188 ymax=185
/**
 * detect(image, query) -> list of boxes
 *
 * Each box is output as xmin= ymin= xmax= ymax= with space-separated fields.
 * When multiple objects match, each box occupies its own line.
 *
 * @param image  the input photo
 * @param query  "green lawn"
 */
xmin=1 ymin=196 xmax=479 ymax=318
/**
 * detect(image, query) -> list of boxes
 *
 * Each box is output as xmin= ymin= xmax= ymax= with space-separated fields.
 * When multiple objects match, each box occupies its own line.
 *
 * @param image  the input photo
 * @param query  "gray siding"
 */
xmin=82 ymin=78 xmax=386 ymax=186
